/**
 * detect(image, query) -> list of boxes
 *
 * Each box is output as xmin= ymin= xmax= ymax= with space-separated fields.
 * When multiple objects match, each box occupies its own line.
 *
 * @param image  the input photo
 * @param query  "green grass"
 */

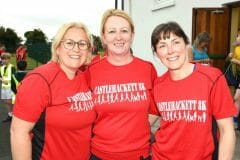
xmin=10 ymin=54 xmax=42 ymax=70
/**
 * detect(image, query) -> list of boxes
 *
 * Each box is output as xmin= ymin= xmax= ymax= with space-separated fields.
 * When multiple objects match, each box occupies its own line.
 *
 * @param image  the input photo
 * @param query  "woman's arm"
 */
xmin=0 ymin=77 xmax=8 ymax=85
xmin=216 ymin=117 xmax=236 ymax=160
xmin=191 ymin=58 xmax=211 ymax=66
xmin=231 ymin=58 xmax=240 ymax=65
xmin=234 ymin=88 xmax=240 ymax=113
xmin=10 ymin=116 xmax=35 ymax=160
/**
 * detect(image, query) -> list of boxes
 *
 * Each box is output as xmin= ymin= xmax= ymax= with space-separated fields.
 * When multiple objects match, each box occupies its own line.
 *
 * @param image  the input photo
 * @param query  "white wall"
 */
xmin=124 ymin=0 xmax=232 ymax=75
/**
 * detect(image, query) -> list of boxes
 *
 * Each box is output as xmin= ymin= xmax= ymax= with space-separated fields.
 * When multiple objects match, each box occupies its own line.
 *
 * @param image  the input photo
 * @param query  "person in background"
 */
xmin=223 ymin=29 xmax=240 ymax=101
xmin=227 ymin=28 xmax=240 ymax=82
xmin=233 ymin=83 xmax=240 ymax=130
xmin=92 ymin=38 xmax=100 ymax=59
xmin=0 ymin=52 xmax=16 ymax=122
xmin=86 ymin=9 xmax=157 ymax=160
xmin=229 ymin=28 xmax=240 ymax=130
xmin=10 ymin=21 xmax=96 ymax=160
xmin=11 ymin=60 xmax=28 ymax=94
xmin=188 ymin=32 xmax=212 ymax=66
xmin=233 ymin=28 xmax=240 ymax=46
xmin=0 ymin=44 xmax=6 ymax=65
xmin=16 ymin=44 xmax=27 ymax=61
xmin=150 ymin=21 xmax=237 ymax=160
xmin=0 ymin=43 xmax=6 ymax=56
xmin=80 ymin=38 xmax=102 ymax=71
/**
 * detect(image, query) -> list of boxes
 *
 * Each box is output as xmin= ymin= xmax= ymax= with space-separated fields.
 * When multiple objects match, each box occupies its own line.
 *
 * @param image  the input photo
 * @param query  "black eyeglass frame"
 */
xmin=61 ymin=39 xmax=90 ymax=50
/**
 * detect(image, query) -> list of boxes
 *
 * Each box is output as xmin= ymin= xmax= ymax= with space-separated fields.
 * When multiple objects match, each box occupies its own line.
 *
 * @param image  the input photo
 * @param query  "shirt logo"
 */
xmin=67 ymin=91 xmax=94 ymax=112
xmin=94 ymin=82 xmax=147 ymax=105
xmin=157 ymin=100 xmax=207 ymax=123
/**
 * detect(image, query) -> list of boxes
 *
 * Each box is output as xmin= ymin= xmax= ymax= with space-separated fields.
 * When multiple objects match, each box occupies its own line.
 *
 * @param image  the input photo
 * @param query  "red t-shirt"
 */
xmin=16 ymin=47 xmax=27 ymax=61
xmin=0 ymin=48 xmax=5 ymax=56
xmin=150 ymin=64 xmax=237 ymax=160
xmin=86 ymin=57 xmax=157 ymax=160
xmin=13 ymin=62 xmax=96 ymax=160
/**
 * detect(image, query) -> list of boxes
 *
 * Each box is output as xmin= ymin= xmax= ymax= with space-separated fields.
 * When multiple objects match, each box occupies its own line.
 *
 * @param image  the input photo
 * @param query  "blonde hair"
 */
xmin=193 ymin=32 xmax=211 ymax=47
xmin=100 ymin=9 xmax=135 ymax=35
xmin=51 ymin=22 xmax=93 ymax=62
xmin=1 ymin=52 xmax=11 ymax=60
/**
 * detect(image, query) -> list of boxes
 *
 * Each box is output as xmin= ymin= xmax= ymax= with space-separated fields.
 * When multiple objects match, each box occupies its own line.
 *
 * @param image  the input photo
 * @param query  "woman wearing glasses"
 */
xmin=10 ymin=22 xmax=96 ymax=160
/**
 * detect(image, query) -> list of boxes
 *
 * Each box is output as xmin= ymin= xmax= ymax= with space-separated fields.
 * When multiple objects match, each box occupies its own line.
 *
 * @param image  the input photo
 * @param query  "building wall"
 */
xmin=230 ymin=8 xmax=240 ymax=52
xmin=124 ymin=0 xmax=233 ymax=75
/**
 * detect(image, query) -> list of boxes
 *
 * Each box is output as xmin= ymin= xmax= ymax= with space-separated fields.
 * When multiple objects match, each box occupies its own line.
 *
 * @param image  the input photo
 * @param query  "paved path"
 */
xmin=0 ymin=100 xmax=11 ymax=160
xmin=235 ymin=131 xmax=240 ymax=160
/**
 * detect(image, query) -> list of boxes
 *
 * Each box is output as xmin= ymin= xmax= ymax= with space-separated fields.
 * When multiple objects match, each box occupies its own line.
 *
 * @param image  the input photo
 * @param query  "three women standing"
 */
xmin=10 ymin=9 xmax=237 ymax=160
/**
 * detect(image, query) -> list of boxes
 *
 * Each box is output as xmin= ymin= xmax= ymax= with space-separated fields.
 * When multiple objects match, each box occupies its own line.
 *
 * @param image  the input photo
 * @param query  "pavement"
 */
xmin=0 ymin=100 xmax=11 ymax=160
xmin=235 ymin=127 xmax=240 ymax=160
xmin=0 ymin=101 xmax=239 ymax=160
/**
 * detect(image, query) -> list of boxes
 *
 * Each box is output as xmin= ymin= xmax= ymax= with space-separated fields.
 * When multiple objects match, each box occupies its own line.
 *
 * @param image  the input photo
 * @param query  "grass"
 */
xmin=9 ymin=51 xmax=105 ymax=71
xmin=10 ymin=54 xmax=42 ymax=70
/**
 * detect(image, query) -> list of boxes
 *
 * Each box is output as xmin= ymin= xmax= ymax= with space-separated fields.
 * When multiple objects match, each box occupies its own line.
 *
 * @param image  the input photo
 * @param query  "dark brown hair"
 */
xmin=151 ymin=21 xmax=189 ymax=53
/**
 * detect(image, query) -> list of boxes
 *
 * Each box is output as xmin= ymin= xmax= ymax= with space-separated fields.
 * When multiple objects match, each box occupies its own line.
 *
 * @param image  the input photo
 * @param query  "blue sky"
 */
xmin=0 ymin=0 xmax=114 ymax=40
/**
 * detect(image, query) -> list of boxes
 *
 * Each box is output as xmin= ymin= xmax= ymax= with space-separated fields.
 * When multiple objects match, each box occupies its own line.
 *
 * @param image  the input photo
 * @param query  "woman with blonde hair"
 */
xmin=188 ymin=32 xmax=212 ymax=66
xmin=10 ymin=21 xmax=96 ymax=160
xmin=87 ymin=9 xmax=157 ymax=160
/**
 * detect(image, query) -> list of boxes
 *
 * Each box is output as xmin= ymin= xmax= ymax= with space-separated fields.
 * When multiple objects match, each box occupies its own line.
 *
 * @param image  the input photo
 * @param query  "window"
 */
xmin=152 ymin=0 xmax=175 ymax=11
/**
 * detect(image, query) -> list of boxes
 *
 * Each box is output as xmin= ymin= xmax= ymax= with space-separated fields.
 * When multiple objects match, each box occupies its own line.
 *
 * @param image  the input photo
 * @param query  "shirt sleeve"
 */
xmin=13 ymin=74 xmax=50 ymax=122
xmin=149 ymin=64 xmax=159 ymax=115
xmin=211 ymin=73 xmax=238 ymax=119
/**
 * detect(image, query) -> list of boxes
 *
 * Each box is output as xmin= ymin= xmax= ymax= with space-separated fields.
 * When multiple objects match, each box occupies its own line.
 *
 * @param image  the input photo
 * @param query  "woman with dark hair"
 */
xmin=150 ymin=21 xmax=237 ymax=160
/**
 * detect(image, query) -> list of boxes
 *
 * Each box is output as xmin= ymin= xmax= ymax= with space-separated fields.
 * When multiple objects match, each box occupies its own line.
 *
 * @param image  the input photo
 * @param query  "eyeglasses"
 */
xmin=61 ymin=39 xmax=90 ymax=50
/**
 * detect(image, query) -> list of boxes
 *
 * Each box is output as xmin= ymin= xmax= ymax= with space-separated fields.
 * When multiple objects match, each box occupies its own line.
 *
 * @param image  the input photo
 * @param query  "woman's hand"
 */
xmin=231 ymin=58 xmax=240 ymax=65
xmin=228 ymin=52 xmax=233 ymax=58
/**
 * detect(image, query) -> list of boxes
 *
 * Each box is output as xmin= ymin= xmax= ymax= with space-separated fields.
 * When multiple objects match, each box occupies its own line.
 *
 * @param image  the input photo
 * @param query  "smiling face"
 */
xmin=56 ymin=27 xmax=90 ymax=75
xmin=155 ymin=32 xmax=188 ymax=71
xmin=102 ymin=16 xmax=134 ymax=56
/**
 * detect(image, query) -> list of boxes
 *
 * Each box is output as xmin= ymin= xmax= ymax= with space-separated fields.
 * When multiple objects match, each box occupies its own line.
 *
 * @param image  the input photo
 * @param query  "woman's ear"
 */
xmin=130 ymin=32 xmax=135 ymax=45
xmin=56 ymin=47 xmax=60 ymax=56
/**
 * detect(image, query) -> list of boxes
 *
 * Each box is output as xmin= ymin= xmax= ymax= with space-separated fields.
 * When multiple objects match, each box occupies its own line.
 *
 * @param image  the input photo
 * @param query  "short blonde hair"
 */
xmin=1 ymin=52 xmax=11 ymax=60
xmin=100 ymin=9 xmax=135 ymax=35
xmin=193 ymin=32 xmax=211 ymax=48
xmin=51 ymin=22 xmax=93 ymax=62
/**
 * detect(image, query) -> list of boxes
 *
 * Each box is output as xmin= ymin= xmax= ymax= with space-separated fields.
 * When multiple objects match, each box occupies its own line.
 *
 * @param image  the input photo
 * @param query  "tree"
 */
xmin=24 ymin=29 xmax=51 ymax=64
xmin=24 ymin=29 xmax=48 ymax=45
xmin=92 ymin=34 xmax=103 ymax=53
xmin=0 ymin=26 xmax=22 ymax=53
